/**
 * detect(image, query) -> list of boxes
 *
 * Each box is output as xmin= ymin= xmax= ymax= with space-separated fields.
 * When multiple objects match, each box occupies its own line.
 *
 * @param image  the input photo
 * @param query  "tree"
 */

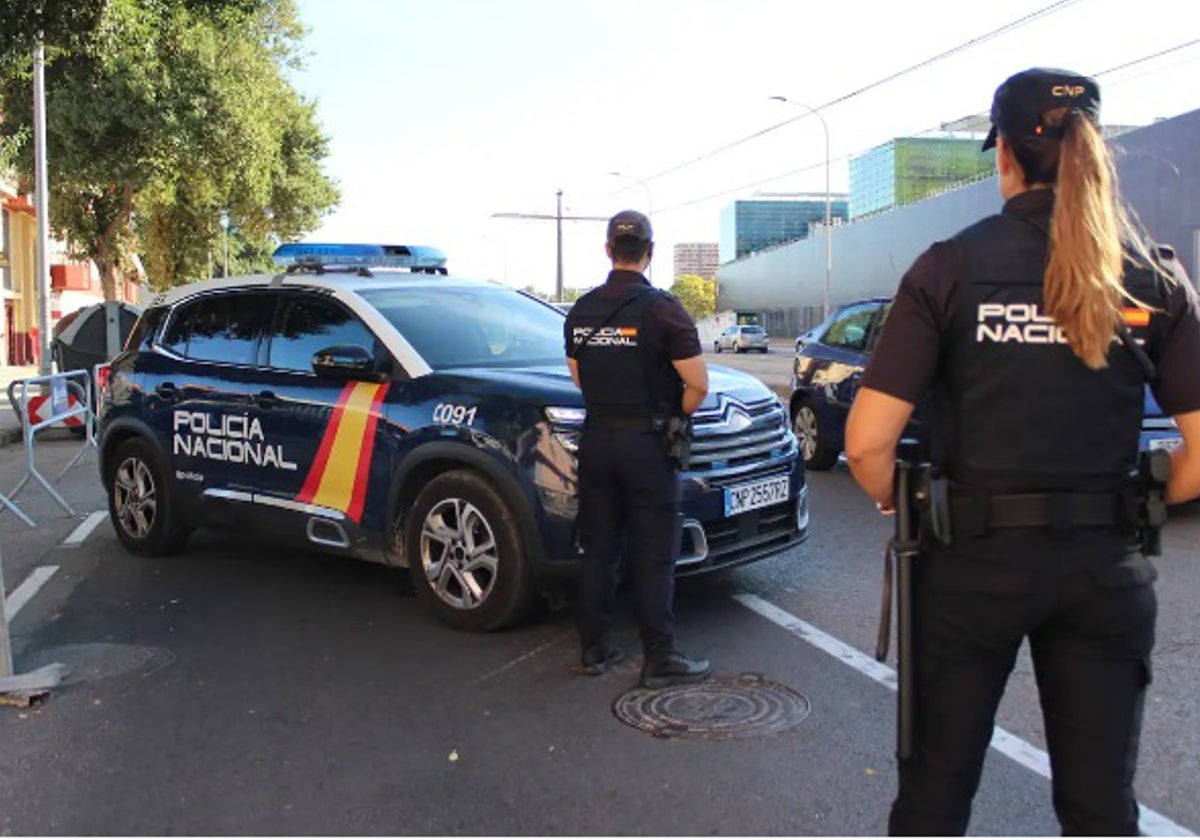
xmin=669 ymin=274 xmax=717 ymax=321
xmin=0 ymin=0 xmax=338 ymax=298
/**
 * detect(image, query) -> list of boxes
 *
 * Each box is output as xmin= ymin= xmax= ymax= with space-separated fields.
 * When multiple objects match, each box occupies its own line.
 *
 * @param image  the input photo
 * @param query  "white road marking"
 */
xmin=5 ymin=565 xmax=59 ymax=619
xmin=733 ymin=592 xmax=1194 ymax=837
xmin=61 ymin=510 xmax=108 ymax=547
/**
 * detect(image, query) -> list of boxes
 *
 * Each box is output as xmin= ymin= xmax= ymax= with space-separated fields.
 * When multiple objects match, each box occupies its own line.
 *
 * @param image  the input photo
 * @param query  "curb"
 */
xmin=0 ymin=426 xmax=21 ymax=448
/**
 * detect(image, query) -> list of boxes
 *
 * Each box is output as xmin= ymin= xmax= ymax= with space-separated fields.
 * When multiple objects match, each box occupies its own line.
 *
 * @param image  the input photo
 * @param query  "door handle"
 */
xmin=255 ymin=390 xmax=280 ymax=410
xmin=155 ymin=382 xmax=180 ymax=403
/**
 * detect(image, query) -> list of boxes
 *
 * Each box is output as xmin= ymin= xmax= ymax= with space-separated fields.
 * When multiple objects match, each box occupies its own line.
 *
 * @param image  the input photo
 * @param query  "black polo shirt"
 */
xmin=862 ymin=190 xmax=1200 ymax=417
xmin=562 ymin=270 xmax=702 ymax=362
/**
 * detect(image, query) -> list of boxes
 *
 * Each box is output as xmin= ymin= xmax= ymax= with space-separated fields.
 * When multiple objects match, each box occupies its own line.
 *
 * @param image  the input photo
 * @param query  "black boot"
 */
xmin=640 ymin=649 xmax=711 ymax=689
xmin=580 ymin=643 xmax=625 ymax=676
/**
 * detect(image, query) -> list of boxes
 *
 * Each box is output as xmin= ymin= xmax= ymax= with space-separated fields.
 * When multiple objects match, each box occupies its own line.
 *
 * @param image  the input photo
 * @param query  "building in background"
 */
xmin=1 ymin=172 xmax=142 ymax=367
xmin=849 ymin=136 xmax=997 ymax=219
xmin=719 ymin=195 xmax=849 ymax=264
xmin=673 ymin=242 xmax=719 ymax=283
xmin=718 ymin=107 xmax=1198 ymax=339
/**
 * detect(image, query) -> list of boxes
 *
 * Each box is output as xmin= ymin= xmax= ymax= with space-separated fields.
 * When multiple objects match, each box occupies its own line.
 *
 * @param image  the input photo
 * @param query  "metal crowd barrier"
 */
xmin=3 ymin=369 xmax=97 ymax=525
xmin=0 ymin=538 xmax=66 ymax=698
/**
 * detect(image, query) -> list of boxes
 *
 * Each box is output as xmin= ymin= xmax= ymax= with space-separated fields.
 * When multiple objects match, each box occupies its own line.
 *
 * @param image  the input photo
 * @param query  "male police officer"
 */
xmin=565 ymin=210 xmax=711 ymax=689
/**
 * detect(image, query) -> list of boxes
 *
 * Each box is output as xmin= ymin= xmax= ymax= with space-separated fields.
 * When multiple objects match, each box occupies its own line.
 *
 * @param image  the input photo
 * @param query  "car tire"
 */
xmin=759 ymin=347 xmax=769 ymax=354
xmin=714 ymin=341 xmax=722 ymax=353
xmin=735 ymin=344 xmax=744 ymax=353
xmin=406 ymin=469 xmax=532 ymax=631
xmin=107 ymin=437 xmax=190 ymax=556
xmin=793 ymin=397 xmax=839 ymax=470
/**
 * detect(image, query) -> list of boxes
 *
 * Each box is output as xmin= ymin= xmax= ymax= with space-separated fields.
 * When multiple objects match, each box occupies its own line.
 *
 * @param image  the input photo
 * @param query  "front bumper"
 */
xmin=675 ymin=469 xmax=808 ymax=575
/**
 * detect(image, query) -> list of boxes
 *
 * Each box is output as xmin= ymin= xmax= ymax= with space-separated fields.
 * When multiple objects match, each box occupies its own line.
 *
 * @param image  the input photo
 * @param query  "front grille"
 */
xmin=689 ymin=396 xmax=795 ymax=482
xmin=676 ymin=499 xmax=803 ymax=576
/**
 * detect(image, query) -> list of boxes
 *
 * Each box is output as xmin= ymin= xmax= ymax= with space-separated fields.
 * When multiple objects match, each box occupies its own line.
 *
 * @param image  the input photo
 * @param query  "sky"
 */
xmin=290 ymin=0 xmax=1200 ymax=297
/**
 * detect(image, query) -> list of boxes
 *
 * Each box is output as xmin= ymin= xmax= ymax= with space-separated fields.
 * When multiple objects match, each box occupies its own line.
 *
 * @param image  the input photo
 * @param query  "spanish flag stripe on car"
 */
xmin=297 ymin=382 xmax=389 ymax=521
xmin=1123 ymin=307 xmax=1151 ymax=327
xmin=346 ymin=385 xmax=389 ymax=523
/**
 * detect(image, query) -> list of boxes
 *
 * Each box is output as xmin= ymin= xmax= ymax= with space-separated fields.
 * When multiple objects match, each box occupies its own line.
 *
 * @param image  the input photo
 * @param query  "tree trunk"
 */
xmin=98 ymin=258 xmax=119 ymax=302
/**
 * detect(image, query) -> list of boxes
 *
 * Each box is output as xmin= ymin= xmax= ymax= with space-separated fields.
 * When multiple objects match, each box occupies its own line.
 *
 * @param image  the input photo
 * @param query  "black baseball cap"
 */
xmin=606 ymin=209 xmax=653 ymax=244
xmin=981 ymin=67 xmax=1101 ymax=151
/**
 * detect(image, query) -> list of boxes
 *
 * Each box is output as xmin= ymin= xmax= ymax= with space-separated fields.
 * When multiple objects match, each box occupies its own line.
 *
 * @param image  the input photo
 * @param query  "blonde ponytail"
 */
xmin=1043 ymin=113 xmax=1126 ymax=369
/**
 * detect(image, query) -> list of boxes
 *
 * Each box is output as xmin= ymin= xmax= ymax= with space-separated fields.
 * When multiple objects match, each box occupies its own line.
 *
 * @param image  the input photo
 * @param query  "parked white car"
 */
xmin=714 ymin=324 xmax=770 ymax=353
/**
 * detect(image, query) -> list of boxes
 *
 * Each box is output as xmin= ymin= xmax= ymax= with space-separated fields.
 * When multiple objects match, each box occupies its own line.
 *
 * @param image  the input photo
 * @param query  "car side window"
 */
xmin=866 ymin=302 xmax=893 ymax=351
xmin=162 ymin=292 xmax=273 ymax=365
xmin=268 ymin=295 xmax=379 ymax=374
xmin=823 ymin=303 xmax=879 ymax=351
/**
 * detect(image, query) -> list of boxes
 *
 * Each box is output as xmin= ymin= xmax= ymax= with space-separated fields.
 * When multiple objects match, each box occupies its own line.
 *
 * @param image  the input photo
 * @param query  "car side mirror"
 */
xmin=312 ymin=344 xmax=383 ymax=381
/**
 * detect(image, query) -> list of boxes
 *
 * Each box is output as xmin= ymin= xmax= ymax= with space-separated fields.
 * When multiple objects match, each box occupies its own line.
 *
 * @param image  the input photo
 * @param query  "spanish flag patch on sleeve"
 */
xmin=1122 ymin=307 xmax=1151 ymax=328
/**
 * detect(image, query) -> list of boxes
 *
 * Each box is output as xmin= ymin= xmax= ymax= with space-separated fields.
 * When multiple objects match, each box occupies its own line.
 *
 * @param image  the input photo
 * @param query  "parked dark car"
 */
xmin=788 ymin=298 xmax=1181 ymax=470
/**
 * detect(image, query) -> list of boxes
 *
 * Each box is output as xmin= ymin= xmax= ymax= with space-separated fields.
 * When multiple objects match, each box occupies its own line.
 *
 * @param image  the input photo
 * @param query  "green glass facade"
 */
xmin=719 ymin=198 xmax=849 ymax=263
xmin=849 ymin=137 xmax=995 ymax=218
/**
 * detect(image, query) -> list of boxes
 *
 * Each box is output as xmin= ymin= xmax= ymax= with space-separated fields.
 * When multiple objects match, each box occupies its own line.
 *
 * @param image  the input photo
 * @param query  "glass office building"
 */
xmin=849 ymin=137 xmax=995 ymax=219
xmin=719 ymin=198 xmax=849 ymax=264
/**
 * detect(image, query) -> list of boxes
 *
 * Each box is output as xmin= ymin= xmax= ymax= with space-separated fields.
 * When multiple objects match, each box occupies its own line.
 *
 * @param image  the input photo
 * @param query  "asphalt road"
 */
xmin=0 ymin=356 xmax=1196 ymax=835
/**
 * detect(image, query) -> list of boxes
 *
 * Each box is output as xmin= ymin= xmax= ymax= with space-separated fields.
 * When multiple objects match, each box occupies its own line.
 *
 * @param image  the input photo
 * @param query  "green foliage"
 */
xmin=0 ymin=0 xmax=107 ymax=67
xmin=0 ymin=0 xmax=338 ymax=297
xmin=669 ymin=274 xmax=716 ymax=320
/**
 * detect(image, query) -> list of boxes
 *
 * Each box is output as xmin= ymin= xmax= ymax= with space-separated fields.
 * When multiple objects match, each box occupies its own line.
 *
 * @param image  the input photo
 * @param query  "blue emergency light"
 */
xmin=272 ymin=242 xmax=448 ymax=272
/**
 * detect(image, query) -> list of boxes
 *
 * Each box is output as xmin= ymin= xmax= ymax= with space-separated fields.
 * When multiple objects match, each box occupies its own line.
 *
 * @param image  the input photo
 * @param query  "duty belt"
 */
xmin=584 ymin=413 xmax=665 ymax=433
xmin=949 ymin=489 xmax=1127 ymax=535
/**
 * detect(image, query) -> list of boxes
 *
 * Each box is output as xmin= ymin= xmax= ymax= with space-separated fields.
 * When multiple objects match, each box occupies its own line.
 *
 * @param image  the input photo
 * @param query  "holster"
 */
xmin=666 ymin=416 xmax=693 ymax=470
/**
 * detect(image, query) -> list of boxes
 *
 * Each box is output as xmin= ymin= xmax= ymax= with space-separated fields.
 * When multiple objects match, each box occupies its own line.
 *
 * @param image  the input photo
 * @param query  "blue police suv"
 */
xmin=99 ymin=244 xmax=808 ymax=630
xmin=789 ymin=297 xmax=1182 ymax=470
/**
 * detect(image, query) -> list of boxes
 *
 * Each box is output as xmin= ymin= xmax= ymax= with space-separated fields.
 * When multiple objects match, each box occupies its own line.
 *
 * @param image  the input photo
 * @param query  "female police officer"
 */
xmin=845 ymin=67 xmax=1200 ymax=835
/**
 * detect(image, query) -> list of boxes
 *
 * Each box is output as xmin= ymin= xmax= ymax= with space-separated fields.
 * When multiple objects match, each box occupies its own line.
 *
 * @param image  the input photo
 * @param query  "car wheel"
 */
xmin=406 ymin=469 xmax=532 ymax=631
xmin=108 ymin=437 xmax=190 ymax=555
xmin=759 ymin=347 xmax=769 ymax=354
xmin=714 ymin=341 xmax=722 ymax=353
xmin=793 ymin=398 xmax=839 ymax=470
xmin=735 ymin=344 xmax=744 ymax=353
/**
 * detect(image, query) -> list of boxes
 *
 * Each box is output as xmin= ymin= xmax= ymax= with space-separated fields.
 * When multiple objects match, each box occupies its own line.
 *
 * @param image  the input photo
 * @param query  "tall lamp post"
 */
xmin=220 ymin=212 xmax=230 ymax=278
xmin=608 ymin=170 xmax=655 ymax=282
xmin=769 ymin=96 xmax=832 ymax=320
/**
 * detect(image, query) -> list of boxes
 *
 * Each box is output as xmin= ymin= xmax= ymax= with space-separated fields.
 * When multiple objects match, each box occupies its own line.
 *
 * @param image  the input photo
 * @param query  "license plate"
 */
xmin=724 ymin=475 xmax=790 ymax=516
xmin=1149 ymin=436 xmax=1181 ymax=452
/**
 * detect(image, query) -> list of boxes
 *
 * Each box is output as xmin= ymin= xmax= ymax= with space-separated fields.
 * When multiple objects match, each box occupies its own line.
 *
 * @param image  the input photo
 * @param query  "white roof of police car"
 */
xmin=147 ymin=270 xmax=505 ymax=308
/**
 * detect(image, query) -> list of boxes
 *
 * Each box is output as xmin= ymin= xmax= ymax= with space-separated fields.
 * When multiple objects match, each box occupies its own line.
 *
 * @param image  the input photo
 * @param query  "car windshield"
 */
xmin=359 ymin=285 xmax=565 ymax=370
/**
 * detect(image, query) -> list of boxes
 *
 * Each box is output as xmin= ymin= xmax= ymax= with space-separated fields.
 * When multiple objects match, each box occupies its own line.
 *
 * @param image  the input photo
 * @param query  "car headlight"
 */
xmin=546 ymin=406 xmax=586 ymax=453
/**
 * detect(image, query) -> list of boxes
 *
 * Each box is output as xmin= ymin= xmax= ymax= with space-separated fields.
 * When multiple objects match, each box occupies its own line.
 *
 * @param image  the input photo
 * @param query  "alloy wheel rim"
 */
xmin=113 ymin=456 xmax=157 ymax=539
xmin=795 ymin=408 xmax=818 ymax=461
xmin=420 ymin=498 xmax=499 ymax=610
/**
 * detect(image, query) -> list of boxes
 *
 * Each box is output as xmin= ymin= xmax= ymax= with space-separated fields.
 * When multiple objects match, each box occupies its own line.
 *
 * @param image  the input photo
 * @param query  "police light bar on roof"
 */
xmin=272 ymin=243 xmax=447 ymax=271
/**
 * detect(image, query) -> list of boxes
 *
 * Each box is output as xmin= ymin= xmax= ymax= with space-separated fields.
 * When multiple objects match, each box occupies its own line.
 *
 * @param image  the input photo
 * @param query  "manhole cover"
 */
xmin=612 ymin=673 xmax=811 ymax=740
xmin=21 ymin=643 xmax=175 ymax=685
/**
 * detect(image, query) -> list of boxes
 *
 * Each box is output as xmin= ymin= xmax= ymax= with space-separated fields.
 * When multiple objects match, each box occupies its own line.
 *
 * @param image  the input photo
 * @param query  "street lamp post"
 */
xmin=33 ymin=36 xmax=52 ymax=376
xmin=608 ymin=171 xmax=655 ymax=282
xmin=220 ymin=212 xmax=230 ymax=278
xmin=769 ymin=96 xmax=832 ymax=320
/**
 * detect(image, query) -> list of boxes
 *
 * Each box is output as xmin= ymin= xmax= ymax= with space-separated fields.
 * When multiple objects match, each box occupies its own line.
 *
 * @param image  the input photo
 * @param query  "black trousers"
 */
xmin=889 ymin=532 xmax=1157 ymax=836
xmin=576 ymin=427 xmax=681 ymax=656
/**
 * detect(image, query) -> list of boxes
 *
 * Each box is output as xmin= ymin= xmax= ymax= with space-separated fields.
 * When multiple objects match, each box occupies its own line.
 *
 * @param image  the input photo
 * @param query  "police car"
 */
xmin=98 ymin=244 xmax=808 ymax=630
